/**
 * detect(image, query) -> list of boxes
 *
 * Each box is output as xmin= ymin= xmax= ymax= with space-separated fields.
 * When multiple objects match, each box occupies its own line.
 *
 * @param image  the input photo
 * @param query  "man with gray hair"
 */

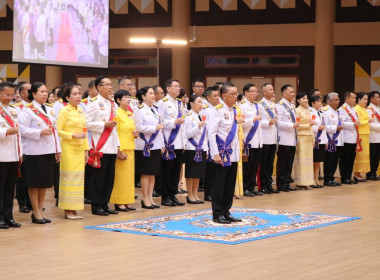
xmin=323 ymin=92 xmax=343 ymax=186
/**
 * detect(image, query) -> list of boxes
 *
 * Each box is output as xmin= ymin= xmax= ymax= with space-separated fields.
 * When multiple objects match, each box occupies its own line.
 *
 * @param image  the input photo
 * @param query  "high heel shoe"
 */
xmin=141 ymin=201 xmax=154 ymax=209
xmin=31 ymin=214 xmax=45 ymax=224
xmin=64 ymin=211 xmax=77 ymax=220
xmin=151 ymin=203 xmax=160 ymax=208
xmin=187 ymin=196 xmax=200 ymax=204
xmin=354 ymin=177 xmax=367 ymax=183
xmin=114 ymin=204 xmax=129 ymax=212
xmin=43 ymin=217 xmax=52 ymax=223
xmin=196 ymin=199 xmax=204 ymax=204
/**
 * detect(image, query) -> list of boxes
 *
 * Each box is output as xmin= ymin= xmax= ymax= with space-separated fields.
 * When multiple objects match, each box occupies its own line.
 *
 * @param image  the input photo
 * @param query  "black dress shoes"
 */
xmin=196 ymin=199 xmax=204 ymax=204
xmin=186 ymin=197 xmax=200 ymax=204
xmin=161 ymin=197 xmax=176 ymax=206
xmin=289 ymin=177 xmax=294 ymax=183
xmin=19 ymin=206 xmax=31 ymax=213
xmin=253 ymin=190 xmax=263 ymax=196
xmin=354 ymin=177 xmax=367 ymax=183
xmin=84 ymin=198 xmax=92 ymax=204
xmin=278 ymin=185 xmax=289 ymax=192
xmin=31 ymin=214 xmax=46 ymax=224
xmin=324 ymin=181 xmax=336 ymax=186
xmin=5 ymin=219 xmax=21 ymax=228
xmin=171 ymin=196 xmax=185 ymax=206
xmin=151 ymin=204 xmax=160 ymax=208
xmin=270 ymin=188 xmax=280 ymax=193
xmin=224 ymin=214 xmax=242 ymax=222
xmin=141 ymin=201 xmax=155 ymax=209
xmin=126 ymin=206 xmax=136 ymax=211
xmin=341 ymin=179 xmax=353 ymax=185
xmin=262 ymin=188 xmax=272 ymax=194
xmin=0 ymin=220 xmax=9 ymax=229
xmin=104 ymin=208 xmax=119 ymax=214
xmin=152 ymin=190 xmax=161 ymax=197
xmin=204 ymin=195 xmax=212 ymax=201
xmin=287 ymin=185 xmax=297 ymax=191
xmin=115 ymin=204 xmax=129 ymax=212
xmin=332 ymin=180 xmax=341 ymax=186
xmin=43 ymin=217 xmax=51 ymax=223
xmin=213 ymin=216 xmax=231 ymax=224
xmin=243 ymin=190 xmax=255 ymax=197
xmin=91 ymin=208 xmax=109 ymax=216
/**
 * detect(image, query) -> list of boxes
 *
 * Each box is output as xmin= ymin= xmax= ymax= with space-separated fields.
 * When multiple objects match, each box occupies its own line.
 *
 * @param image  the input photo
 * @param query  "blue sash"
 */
xmin=163 ymin=100 xmax=182 ymax=160
xmin=327 ymin=110 xmax=341 ymax=153
xmin=215 ymin=107 xmax=237 ymax=167
xmin=314 ymin=111 xmax=324 ymax=150
xmin=243 ymin=102 xmax=259 ymax=156
xmin=188 ymin=125 xmax=207 ymax=162
xmin=139 ymin=106 xmax=160 ymax=157
xmin=281 ymin=102 xmax=296 ymax=123
xmin=261 ymin=100 xmax=275 ymax=119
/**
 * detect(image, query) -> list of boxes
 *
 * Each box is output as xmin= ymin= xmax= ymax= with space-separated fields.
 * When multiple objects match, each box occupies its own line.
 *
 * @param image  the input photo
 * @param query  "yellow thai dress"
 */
xmin=353 ymin=105 xmax=370 ymax=173
xmin=234 ymin=106 xmax=244 ymax=197
xmin=294 ymin=106 xmax=315 ymax=186
xmin=110 ymin=107 xmax=136 ymax=205
xmin=57 ymin=104 xmax=89 ymax=210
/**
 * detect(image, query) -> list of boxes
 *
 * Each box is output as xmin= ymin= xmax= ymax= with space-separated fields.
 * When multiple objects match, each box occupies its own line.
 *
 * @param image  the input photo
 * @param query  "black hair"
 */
xmin=355 ymin=92 xmax=368 ymax=105
xmin=344 ymin=91 xmax=356 ymax=100
xmin=82 ymin=90 xmax=89 ymax=99
xmin=118 ymin=76 xmax=132 ymax=86
xmin=204 ymin=85 xmax=220 ymax=99
xmin=17 ymin=81 xmax=28 ymax=92
xmin=62 ymin=84 xmax=79 ymax=102
xmin=242 ymin=83 xmax=255 ymax=94
xmin=88 ymin=80 xmax=95 ymax=89
xmin=114 ymin=89 xmax=131 ymax=106
xmin=57 ymin=89 xmax=63 ymax=99
xmin=164 ymin=79 xmax=179 ymax=93
xmin=188 ymin=94 xmax=202 ymax=110
xmin=296 ymin=91 xmax=308 ymax=106
xmin=237 ymin=93 xmax=244 ymax=102
xmin=136 ymin=86 xmax=152 ymax=103
xmin=368 ymin=91 xmax=380 ymax=104
xmin=309 ymin=95 xmax=322 ymax=107
xmin=27 ymin=82 xmax=45 ymax=101
xmin=261 ymin=83 xmax=272 ymax=91
xmin=214 ymin=82 xmax=224 ymax=87
xmin=281 ymin=84 xmax=293 ymax=93
xmin=308 ymin=88 xmax=320 ymax=98
xmin=51 ymin=86 xmax=61 ymax=95
xmin=152 ymin=85 xmax=162 ymax=93
xmin=178 ymin=88 xmax=187 ymax=99
xmin=0 ymin=81 xmax=15 ymax=91
xmin=220 ymin=82 xmax=235 ymax=99
xmin=95 ymin=75 xmax=108 ymax=91
xmin=191 ymin=78 xmax=205 ymax=87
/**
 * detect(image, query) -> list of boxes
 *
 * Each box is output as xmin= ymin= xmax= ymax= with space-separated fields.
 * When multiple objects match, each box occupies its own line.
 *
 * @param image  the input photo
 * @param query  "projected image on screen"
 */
xmin=13 ymin=0 xmax=109 ymax=68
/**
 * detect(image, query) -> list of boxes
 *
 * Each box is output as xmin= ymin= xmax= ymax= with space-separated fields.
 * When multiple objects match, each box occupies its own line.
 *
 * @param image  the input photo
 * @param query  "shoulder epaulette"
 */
xmin=59 ymin=99 xmax=63 ymax=103
xmin=202 ymin=104 xmax=209 ymax=109
xmin=26 ymin=103 xmax=33 ymax=107
xmin=15 ymin=102 xmax=23 ymax=107
xmin=323 ymin=106 xmax=329 ymax=111
xmin=259 ymin=100 xmax=264 ymax=104
xmin=162 ymin=97 xmax=169 ymax=102
xmin=368 ymin=105 xmax=372 ymax=109
xmin=131 ymin=96 xmax=137 ymax=99
xmin=215 ymin=103 xmax=223 ymax=110
xmin=241 ymin=100 xmax=246 ymax=104
xmin=341 ymin=105 xmax=347 ymax=109
xmin=279 ymin=100 xmax=284 ymax=105
xmin=186 ymin=111 xmax=192 ymax=116
xmin=233 ymin=105 xmax=237 ymax=108
xmin=253 ymin=101 xmax=258 ymax=104
xmin=138 ymin=104 xmax=144 ymax=109
xmin=9 ymin=104 xmax=15 ymax=108
xmin=176 ymin=98 xmax=181 ymax=101
xmin=202 ymin=96 xmax=206 ymax=100
xmin=45 ymin=103 xmax=53 ymax=107
xmin=81 ymin=98 xmax=88 ymax=103
xmin=90 ymin=96 xmax=98 ymax=102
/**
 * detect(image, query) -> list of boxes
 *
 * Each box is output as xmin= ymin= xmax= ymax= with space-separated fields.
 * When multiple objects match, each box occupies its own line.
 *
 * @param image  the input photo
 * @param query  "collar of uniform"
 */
xmin=0 ymin=102 xmax=7 ymax=109
xmin=68 ymin=103 xmax=78 ymax=111
xmin=168 ymin=94 xmax=177 ymax=103
xmin=220 ymin=99 xmax=233 ymax=111
xmin=98 ymin=94 xmax=109 ymax=103
xmin=370 ymin=103 xmax=378 ymax=110
xmin=262 ymin=97 xmax=273 ymax=104
xmin=191 ymin=109 xmax=200 ymax=117
xmin=142 ymin=102 xmax=152 ymax=109
xmin=344 ymin=102 xmax=353 ymax=110
xmin=283 ymin=98 xmax=294 ymax=108
xmin=33 ymin=100 xmax=44 ymax=110
xmin=22 ymin=100 xmax=30 ymax=106
xmin=310 ymin=106 xmax=318 ymax=114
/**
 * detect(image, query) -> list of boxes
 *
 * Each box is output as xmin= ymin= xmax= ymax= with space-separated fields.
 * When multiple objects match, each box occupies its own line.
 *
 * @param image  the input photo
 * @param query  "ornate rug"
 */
xmin=85 ymin=208 xmax=360 ymax=245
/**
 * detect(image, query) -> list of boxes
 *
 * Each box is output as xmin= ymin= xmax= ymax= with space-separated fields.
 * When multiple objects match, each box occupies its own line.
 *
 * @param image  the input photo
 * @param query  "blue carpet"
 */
xmin=85 ymin=208 xmax=360 ymax=245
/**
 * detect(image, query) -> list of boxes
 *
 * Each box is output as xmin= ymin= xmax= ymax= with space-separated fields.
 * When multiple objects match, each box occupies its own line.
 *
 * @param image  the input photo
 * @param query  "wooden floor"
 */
xmin=1 ymin=180 xmax=380 ymax=280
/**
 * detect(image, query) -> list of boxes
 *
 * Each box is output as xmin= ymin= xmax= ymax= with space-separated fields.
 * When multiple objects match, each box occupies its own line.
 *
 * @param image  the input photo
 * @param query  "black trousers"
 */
xmin=89 ymin=154 xmax=116 ymax=210
xmin=243 ymin=148 xmax=261 ymax=191
xmin=368 ymin=143 xmax=380 ymax=177
xmin=339 ymin=143 xmax=357 ymax=181
xmin=212 ymin=162 xmax=237 ymax=219
xmin=15 ymin=162 xmax=31 ymax=208
xmin=84 ymin=163 xmax=92 ymax=200
xmin=260 ymin=144 xmax=276 ymax=190
xmin=53 ymin=162 xmax=60 ymax=199
xmin=276 ymin=145 xmax=296 ymax=187
xmin=204 ymin=161 xmax=215 ymax=197
xmin=324 ymin=146 xmax=343 ymax=182
xmin=0 ymin=162 xmax=18 ymax=220
xmin=160 ymin=150 xmax=183 ymax=199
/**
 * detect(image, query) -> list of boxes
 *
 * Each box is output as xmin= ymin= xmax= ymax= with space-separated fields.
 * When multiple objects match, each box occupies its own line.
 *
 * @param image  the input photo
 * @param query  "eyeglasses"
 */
xmin=171 ymin=85 xmax=181 ymax=89
xmin=194 ymin=85 xmax=204 ymax=88
xmin=246 ymin=90 xmax=259 ymax=93
xmin=122 ymin=83 xmax=133 ymax=87
xmin=100 ymin=84 xmax=113 ymax=88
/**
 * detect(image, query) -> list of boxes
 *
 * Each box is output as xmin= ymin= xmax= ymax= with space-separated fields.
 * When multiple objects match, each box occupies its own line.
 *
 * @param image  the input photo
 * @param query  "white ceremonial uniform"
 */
xmin=310 ymin=107 xmax=328 ymax=145
xmin=339 ymin=103 xmax=358 ymax=144
xmin=240 ymin=100 xmax=263 ymax=148
xmin=0 ymin=103 xmax=22 ymax=161
xmin=157 ymin=95 xmax=185 ymax=149
xmin=130 ymin=96 xmax=139 ymax=111
xmin=184 ymin=110 xmax=208 ymax=151
xmin=368 ymin=103 xmax=380 ymax=143
xmin=19 ymin=100 xmax=61 ymax=155
xmin=323 ymin=105 xmax=344 ymax=146
xmin=276 ymin=98 xmax=297 ymax=146
xmin=85 ymin=95 xmax=120 ymax=154
xmin=208 ymin=100 xmax=240 ymax=162
xmin=134 ymin=103 xmax=164 ymax=151
xmin=200 ymin=103 xmax=215 ymax=121
xmin=259 ymin=98 xmax=277 ymax=145
xmin=15 ymin=100 xmax=31 ymax=153
xmin=53 ymin=100 xmax=66 ymax=119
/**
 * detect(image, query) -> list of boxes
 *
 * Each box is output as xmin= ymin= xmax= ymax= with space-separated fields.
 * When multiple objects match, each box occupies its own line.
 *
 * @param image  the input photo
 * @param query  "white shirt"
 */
xmin=240 ymin=100 xmax=263 ymax=148
xmin=184 ymin=110 xmax=208 ymax=151
xmin=323 ymin=105 xmax=344 ymax=147
xmin=310 ymin=107 xmax=328 ymax=145
xmin=276 ymin=98 xmax=297 ymax=146
xmin=19 ymin=100 xmax=61 ymax=155
xmin=258 ymin=98 xmax=277 ymax=145
xmin=15 ymin=100 xmax=31 ymax=153
xmin=0 ymin=103 xmax=22 ymax=162
xmin=208 ymin=100 xmax=240 ymax=162
xmin=134 ymin=103 xmax=164 ymax=151
xmin=368 ymin=103 xmax=380 ymax=143
xmin=339 ymin=103 xmax=358 ymax=144
xmin=157 ymin=95 xmax=185 ymax=150
xmin=85 ymin=95 xmax=120 ymax=154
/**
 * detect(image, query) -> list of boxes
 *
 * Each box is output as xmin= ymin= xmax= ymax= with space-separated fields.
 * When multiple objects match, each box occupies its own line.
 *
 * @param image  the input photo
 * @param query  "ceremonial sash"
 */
xmin=261 ymin=100 xmax=275 ymax=119
xmin=281 ymin=102 xmax=296 ymax=123
xmin=243 ymin=102 xmax=259 ymax=157
xmin=326 ymin=110 xmax=341 ymax=153
xmin=343 ymin=106 xmax=362 ymax=152
xmin=369 ymin=106 xmax=380 ymax=122
xmin=314 ymin=111 xmax=324 ymax=150
xmin=139 ymin=106 xmax=160 ymax=157
xmin=88 ymin=100 xmax=115 ymax=168
xmin=215 ymin=107 xmax=237 ymax=167
xmin=0 ymin=106 xmax=22 ymax=176
xmin=188 ymin=124 xmax=207 ymax=162
xmin=28 ymin=104 xmax=58 ymax=153
xmin=162 ymin=100 xmax=182 ymax=160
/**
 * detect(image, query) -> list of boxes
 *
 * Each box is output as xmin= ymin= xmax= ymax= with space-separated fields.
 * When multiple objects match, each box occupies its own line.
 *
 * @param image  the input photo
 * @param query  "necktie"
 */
xmin=198 ymin=115 xmax=202 ymax=122
xmin=151 ymin=108 xmax=156 ymax=116
xmin=41 ymin=104 xmax=47 ymax=113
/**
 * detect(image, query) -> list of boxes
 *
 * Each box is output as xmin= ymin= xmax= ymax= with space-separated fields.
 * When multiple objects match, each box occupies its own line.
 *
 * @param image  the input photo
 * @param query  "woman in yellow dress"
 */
xmin=110 ymin=90 xmax=139 ymax=211
xmin=353 ymin=92 xmax=373 ymax=182
xmin=57 ymin=84 xmax=89 ymax=220
xmin=294 ymin=92 xmax=316 ymax=189
xmin=234 ymin=102 xmax=245 ymax=198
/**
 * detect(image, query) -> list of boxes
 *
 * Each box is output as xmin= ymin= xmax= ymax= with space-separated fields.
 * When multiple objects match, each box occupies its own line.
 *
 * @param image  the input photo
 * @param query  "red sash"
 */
xmin=0 ymin=106 xmax=22 ymax=176
xmin=343 ymin=106 xmax=362 ymax=152
xmin=87 ymin=100 xmax=116 ymax=168
xmin=369 ymin=106 xmax=380 ymax=122
xmin=27 ymin=104 xmax=58 ymax=153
